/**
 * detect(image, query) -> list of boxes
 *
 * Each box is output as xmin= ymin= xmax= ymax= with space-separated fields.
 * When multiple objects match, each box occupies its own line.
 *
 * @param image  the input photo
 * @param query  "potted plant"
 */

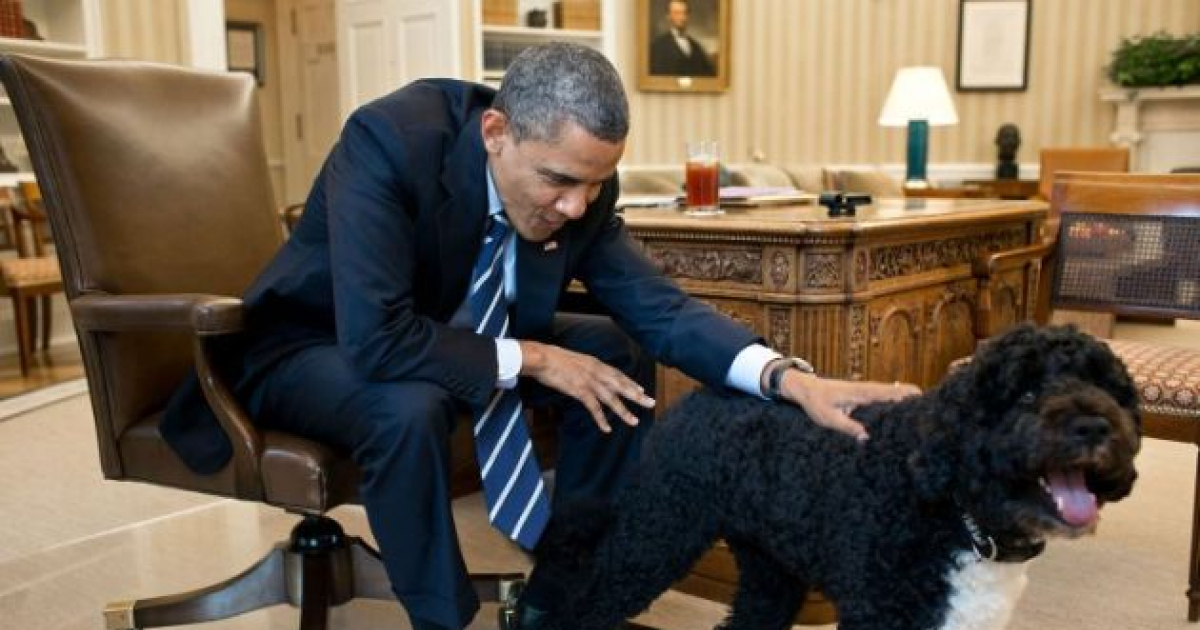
xmin=1107 ymin=31 xmax=1200 ymax=87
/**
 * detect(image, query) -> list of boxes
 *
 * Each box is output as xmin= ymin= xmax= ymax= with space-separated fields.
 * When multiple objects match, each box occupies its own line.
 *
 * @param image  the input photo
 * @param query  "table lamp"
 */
xmin=878 ymin=66 xmax=959 ymax=189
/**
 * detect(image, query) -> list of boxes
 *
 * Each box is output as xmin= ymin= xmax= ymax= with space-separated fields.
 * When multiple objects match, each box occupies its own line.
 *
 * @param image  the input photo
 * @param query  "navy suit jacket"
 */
xmin=162 ymin=79 xmax=757 ymax=474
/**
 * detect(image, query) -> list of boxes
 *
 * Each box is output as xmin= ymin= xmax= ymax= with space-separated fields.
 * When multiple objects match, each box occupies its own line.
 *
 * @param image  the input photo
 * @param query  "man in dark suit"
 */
xmin=649 ymin=0 xmax=716 ymax=77
xmin=162 ymin=43 xmax=913 ymax=630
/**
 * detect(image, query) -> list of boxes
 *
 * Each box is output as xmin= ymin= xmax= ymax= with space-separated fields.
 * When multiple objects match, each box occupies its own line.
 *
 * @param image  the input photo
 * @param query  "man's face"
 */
xmin=482 ymin=110 xmax=624 ymax=243
xmin=667 ymin=1 xmax=689 ymax=30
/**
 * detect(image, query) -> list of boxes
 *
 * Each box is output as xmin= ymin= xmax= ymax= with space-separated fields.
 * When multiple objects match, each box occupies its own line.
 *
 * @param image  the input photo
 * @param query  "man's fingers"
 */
xmin=580 ymin=397 xmax=611 ymax=433
xmin=616 ymin=381 xmax=656 ymax=410
xmin=599 ymin=372 xmax=655 ymax=415
xmin=812 ymin=407 xmax=869 ymax=443
xmin=603 ymin=394 xmax=639 ymax=427
xmin=848 ymin=381 xmax=920 ymax=406
xmin=889 ymin=381 xmax=922 ymax=398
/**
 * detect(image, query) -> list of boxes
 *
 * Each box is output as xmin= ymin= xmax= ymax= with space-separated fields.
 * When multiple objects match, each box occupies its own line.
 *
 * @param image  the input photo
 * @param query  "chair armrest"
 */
xmin=73 ymin=292 xmax=265 ymax=497
xmin=71 ymin=293 xmax=244 ymax=335
xmin=972 ymin=239 xmax=1058 ymax=337
xmin=972 ymin=240 xmax=1056 ymax=278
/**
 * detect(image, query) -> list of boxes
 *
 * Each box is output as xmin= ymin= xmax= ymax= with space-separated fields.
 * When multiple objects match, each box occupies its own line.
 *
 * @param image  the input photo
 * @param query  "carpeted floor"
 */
xmin=1 ymin=389 xmax=1197 ymax=628
xmin=2 ymin=319 xmax=1198 ymax=628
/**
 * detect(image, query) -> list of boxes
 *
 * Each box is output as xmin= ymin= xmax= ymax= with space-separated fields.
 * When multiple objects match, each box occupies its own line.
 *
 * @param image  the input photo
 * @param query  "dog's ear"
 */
xmin=963 ymin=323 xmax=1053 ymax=416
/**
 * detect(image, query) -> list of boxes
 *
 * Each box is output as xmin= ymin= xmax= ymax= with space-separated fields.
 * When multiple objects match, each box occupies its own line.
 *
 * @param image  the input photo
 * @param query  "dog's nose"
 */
xmin=1069 ymin=415 xmax=1111 ymax=445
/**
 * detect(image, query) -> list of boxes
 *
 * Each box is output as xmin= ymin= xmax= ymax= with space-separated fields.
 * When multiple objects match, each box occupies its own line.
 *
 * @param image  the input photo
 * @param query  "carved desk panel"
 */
xmin=620 ymin=198 xmax=1048 ymax=405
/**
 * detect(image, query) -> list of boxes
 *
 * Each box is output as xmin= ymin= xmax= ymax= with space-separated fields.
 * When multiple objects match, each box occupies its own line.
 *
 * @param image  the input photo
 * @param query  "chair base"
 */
xmin=102 ymin=514 xmax=525 ymax=630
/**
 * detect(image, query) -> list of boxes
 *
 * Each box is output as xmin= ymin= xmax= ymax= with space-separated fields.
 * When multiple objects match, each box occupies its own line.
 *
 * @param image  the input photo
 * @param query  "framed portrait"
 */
xmin=226 ymin=21 xmax=264 ymax=85
xmin=956 ymin=0 xmax=1031 ymax=91
xmin=637 ymin=0 xmax=730 ymax=93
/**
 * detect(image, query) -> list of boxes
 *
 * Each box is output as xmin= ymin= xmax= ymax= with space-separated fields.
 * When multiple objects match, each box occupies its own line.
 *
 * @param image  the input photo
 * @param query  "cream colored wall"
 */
xmin=97 ymin=0 xmax=188 ymax=64
xmin=98 ymin=0 xmax=1199 ymax=171
xmin=612 ymin=0 xmax=1200 ymax=167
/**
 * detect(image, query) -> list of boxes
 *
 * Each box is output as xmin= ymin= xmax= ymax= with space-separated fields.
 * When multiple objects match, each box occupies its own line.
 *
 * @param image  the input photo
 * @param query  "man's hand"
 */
xmin=519 ymin=340 xmax=656 ymax=433
xmin=777 ymin=369 xmax=920 ymax=442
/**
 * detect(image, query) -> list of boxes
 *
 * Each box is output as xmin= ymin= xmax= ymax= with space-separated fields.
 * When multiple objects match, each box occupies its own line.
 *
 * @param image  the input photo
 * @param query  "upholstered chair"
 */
xmin=975 ymin=172 xmax=1200 ymax=621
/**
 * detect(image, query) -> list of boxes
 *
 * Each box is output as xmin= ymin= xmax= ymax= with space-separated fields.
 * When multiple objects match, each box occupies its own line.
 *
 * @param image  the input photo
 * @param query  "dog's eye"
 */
xmin=1019 ymin=391 xmax=1036 ymax=405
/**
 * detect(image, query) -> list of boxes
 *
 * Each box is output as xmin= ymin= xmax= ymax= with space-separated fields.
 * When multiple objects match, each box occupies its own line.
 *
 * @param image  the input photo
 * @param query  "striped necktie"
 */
xmin=469 ymin=215 xmax=550 ymax=549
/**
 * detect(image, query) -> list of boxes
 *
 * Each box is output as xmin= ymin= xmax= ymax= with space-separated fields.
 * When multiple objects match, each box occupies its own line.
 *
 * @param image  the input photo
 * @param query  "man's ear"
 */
xmin=481 ymin=109 xmax=508 ymax=156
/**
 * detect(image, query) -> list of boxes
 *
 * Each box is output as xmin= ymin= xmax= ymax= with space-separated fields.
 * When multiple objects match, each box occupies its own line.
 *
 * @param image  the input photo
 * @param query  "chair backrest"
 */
xmin=0 ymin=54 xmax=283 ymax=477
xmin=1050 ymin=174 xmax=1200 ymax=321
xmin=1038 ymin=147 xmax=1129 ymax=201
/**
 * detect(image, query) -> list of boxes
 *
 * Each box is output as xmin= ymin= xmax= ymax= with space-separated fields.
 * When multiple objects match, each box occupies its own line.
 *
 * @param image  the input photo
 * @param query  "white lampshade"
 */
xmin=878 ymin=67 xmax=959 ymax=127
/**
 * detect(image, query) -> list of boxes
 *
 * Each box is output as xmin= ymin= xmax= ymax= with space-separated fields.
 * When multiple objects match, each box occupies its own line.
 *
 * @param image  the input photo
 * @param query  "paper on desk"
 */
xmin=716 ymin=186 xmax=816 ymax=205
xmin=616 ymin=194 xmax=680 ymax=209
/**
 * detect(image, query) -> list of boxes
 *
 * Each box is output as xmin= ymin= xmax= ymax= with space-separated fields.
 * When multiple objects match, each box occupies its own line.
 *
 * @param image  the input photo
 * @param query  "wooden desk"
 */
xmin=622 ymin=197 xmax=1047 ymax=405
xmin=963 ymin=178 xmax=1041 ymax=199
xmin=620 ymin=198 xmax=1047 ymax=623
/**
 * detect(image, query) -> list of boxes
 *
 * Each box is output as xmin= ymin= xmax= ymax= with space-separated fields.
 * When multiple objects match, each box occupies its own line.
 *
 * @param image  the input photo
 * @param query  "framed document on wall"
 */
xmin=637 ymin=0 xmax=730 ymax=93
xmin=956 ymin=0 xmax=1031 ymax=91
xmin=226 ymin=21 xmax=264 ymax=85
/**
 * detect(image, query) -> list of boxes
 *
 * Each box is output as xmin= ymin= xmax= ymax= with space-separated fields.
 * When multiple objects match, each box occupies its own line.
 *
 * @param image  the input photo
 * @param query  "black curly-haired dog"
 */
xmin=531 ymin=325 xmax=1141 ymax=630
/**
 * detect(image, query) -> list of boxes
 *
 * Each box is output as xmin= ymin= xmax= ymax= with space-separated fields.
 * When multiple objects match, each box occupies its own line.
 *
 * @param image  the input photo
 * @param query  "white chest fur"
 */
xmin=936 ymin=551 xmax=1031 ymax=630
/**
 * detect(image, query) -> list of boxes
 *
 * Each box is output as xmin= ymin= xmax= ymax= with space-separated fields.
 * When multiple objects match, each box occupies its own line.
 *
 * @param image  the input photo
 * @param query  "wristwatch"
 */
xmin=764 ymin=357 xmax=815 ymax=401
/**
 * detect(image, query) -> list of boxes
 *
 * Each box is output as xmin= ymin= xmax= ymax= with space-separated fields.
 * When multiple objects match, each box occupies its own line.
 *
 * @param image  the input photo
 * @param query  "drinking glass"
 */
xmin=684 ymin=140 xmax=721 ymax=216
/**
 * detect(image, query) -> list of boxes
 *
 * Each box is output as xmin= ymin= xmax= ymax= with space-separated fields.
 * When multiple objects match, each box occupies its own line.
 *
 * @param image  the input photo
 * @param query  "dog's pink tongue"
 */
xmin=1048 ymin=469 xmax=1097 ymax=527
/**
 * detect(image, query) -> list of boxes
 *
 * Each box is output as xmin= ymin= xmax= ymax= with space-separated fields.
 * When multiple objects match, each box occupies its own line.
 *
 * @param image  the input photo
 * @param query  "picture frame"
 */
xmin=637 ymin=0 xmax=730 ymax=93
xmin=956 ymin=0 xmax=1032 ymax=91
xmin=226 ymin=21 xmax=264 ymax=85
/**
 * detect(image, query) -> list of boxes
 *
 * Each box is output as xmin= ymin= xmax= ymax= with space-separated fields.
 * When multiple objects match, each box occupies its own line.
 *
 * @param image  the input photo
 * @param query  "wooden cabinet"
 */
xmin=473 ymin=0 xmax=612 ymax=85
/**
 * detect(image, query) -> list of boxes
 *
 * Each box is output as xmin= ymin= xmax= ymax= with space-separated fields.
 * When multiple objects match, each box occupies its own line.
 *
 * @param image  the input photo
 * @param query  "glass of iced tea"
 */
xmin=684 ymin=140 xmax=721 ymax=216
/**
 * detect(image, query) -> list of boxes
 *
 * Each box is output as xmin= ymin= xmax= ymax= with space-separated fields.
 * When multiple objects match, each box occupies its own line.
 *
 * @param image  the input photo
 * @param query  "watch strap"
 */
xmin=765 ymin=357 xmax=815 ymax=401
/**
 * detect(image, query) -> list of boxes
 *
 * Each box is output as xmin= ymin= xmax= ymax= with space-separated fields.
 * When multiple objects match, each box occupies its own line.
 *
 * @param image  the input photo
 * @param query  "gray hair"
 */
xmin=492 ymin=42 xmax=629 ymax=144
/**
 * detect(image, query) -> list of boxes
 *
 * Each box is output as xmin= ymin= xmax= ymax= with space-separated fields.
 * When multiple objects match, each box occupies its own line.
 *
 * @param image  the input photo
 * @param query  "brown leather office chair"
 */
xmin=975 ymin=173 xmax=1200 ymax=621
xmin=0 ymin=180 xmax=63 ymax=375
xmin=0 ymin=54 xmax=526 ymax=630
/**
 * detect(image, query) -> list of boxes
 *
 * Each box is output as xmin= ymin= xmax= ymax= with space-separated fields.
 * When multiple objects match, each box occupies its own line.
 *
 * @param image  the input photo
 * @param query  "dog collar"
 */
xmin=961 ymin=513 xmax=1045 ymax=563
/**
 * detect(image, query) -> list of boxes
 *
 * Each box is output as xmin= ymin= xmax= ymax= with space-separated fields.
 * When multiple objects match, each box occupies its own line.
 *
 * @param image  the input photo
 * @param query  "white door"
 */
xmin=394 ymin=0 xmax=459 ymax=83
xmin=337 ymin=0 xmax=392 ymax=115
xmin=337 ymin=0 xmax=459 ymax=117
xmin=278 ymin=0 xmax=341 ymax=203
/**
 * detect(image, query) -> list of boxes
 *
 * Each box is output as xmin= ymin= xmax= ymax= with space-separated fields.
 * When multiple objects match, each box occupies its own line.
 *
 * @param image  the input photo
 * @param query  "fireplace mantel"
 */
xmin=1101 ymin=85 xmax=1200 ymax=172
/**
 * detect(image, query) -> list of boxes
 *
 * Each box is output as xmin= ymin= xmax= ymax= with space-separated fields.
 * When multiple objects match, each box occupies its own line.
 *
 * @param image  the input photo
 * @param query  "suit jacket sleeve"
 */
xmin=573 ymin=189 xmax=760 ymax=390
xmin=321 ymin=105 xmax=498 ymax=407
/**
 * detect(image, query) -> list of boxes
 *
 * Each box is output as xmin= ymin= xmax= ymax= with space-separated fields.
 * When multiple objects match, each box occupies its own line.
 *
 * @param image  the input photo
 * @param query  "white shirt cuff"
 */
xmin=496 ymin=338 xmax=522 ymax=389
xmin=725 ymin=343 xmax=783 ymax=399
